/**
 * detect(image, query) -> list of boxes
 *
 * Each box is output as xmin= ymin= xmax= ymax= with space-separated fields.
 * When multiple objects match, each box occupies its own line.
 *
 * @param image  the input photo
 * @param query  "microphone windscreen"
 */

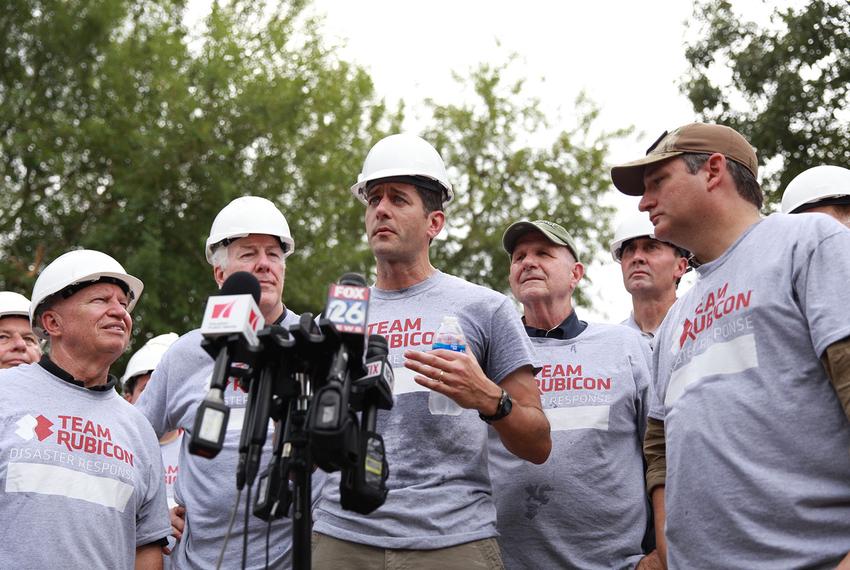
xmin=366 ymin=334 xmax=389 ymax=358
xmin=220 ymin=271 xmax=262 ymax=305
xmin=338 ymin=272 xmax=367 ymax=287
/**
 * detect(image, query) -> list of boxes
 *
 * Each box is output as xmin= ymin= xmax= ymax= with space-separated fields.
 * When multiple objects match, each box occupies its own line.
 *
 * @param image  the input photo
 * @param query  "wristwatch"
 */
xmin=479 ymin=389 xmax=513 ymax=424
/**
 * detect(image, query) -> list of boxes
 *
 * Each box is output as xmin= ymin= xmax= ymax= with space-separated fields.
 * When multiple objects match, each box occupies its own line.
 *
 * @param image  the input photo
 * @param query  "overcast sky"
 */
xmin=189 ymin=0 xmax=793 ymax=322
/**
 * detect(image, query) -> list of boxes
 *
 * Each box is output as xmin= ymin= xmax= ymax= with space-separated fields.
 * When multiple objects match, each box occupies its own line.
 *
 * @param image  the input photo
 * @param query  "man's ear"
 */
xmin=704 ymin=153 xmax=727 ymax=192
xmin=571 ymin=261 xmax=585 ymax=288
xmin=213 ymin=265 xmax=226 ymax=289
xmin=426 ymin=210 xmax=446 ymax=241
xmin=40 ymin=309 xmax=62 ymax=338
xmin=673 ymin=256 xmax=688 ymax=280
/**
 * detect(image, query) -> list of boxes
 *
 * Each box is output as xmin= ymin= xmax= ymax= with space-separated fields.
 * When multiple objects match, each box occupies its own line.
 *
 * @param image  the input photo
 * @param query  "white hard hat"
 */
xmin=122 ymin=332 xmax=178 ymax=385
xmin=350 ymin=133 xmax=454 ymax=206
xmin=30 ymin=249 xmax=144 ymax=338
xmin=610 ymin=212 xmax=658 ymax=262
xmin=781 ymin=165 xmax=850 ymax=214
xmin=0 ymin=291 xmax=31 ymax=319
xmin=205 ymin=196 xmax=295 ymax=264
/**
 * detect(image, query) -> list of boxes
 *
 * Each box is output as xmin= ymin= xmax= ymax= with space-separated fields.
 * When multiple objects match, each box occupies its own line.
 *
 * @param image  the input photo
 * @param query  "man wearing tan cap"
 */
xmin=611 ymin=123 xmax=850 ymax=568
xmin=489 ymin=219 xmax=659 ymax=570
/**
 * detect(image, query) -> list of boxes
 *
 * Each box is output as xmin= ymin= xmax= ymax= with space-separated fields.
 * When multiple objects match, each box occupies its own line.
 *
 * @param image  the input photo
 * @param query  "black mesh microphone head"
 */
xmin=366 ymin=334 xmax=389 ymax=359
xmin=220 ymin=271 xmax=261 ymax=305
xmin=338 ymin=272 xmax=367 ymax=287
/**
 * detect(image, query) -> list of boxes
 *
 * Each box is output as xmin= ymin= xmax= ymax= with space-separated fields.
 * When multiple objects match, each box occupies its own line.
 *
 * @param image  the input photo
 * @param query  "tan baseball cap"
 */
xmin=611 ymin=123 xmax=758 ymax=196
xmin=502 ymin=219 xmax=580 ymax=262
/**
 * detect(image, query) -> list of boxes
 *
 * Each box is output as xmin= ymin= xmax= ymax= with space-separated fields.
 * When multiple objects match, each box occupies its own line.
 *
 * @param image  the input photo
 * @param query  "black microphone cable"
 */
xmin=215 ymin=487 xmax=243 ymax=570
xmin=265 ymin=517 xmax=272 ymax=570
xmin=242 ymin=482 xmax=252 ymax=570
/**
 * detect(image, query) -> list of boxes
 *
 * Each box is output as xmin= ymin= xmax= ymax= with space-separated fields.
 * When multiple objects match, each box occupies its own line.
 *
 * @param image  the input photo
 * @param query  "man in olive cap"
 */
xmin=611 ymin=123 xmax=850 ymax=568
xmin=490 ymin=219 xmax=658 ymax=569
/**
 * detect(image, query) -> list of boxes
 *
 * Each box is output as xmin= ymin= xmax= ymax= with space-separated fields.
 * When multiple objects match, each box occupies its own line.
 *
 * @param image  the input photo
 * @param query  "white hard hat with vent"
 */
xmin=0 ymin=292 xmax=32 ymax=319
xmin=205 ymin=196 xmax=295 ymax=264
xmin=610 ymin=212 xmax=659 ymax=262
xmin=781 ymin=165 xmax=850 ymax=214
xmin=29 ymin=249 xmax=144 ymax=339
xmin=350 ymin=133 xmax=453 ymax=205
xmin=122 ymin=332 xmax=179 ymax=385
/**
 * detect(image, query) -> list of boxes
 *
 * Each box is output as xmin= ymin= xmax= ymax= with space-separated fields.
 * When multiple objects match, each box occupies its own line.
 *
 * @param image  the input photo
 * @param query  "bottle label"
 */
xmin=432 ymin=342 xmax=465 ymax=352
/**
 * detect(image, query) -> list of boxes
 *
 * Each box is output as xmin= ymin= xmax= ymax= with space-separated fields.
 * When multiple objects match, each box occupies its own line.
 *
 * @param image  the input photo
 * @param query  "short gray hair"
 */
xmin=210 ymin=244 xmax=230 ymax=270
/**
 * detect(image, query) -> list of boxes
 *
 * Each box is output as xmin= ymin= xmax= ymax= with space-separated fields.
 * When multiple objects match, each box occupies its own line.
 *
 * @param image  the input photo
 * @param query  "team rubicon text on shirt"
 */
xmin=677 ymin=283 xmax=753 ymax=350
xmin=368 ymin=318 xmax=434 ymax=349
xmin=14 ymin=413 xmax=135 ymax=466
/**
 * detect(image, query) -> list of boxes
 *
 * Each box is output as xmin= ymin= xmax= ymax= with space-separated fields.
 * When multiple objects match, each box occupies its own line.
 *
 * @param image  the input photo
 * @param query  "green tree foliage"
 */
xmin=423 ymin=62 xmax=627 ymax=303
xmin=683 ymin=0 xmax=850 ymax=204
xmin=1 ymin=1 xmax=624 ymax=359
xmin=0 ymin=0 xmax=391 ymax=349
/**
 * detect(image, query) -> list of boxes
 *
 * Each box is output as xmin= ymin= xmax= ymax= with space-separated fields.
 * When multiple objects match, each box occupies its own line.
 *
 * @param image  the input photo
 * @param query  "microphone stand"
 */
xmin=288 ymin=369 xmax=313 ymax=570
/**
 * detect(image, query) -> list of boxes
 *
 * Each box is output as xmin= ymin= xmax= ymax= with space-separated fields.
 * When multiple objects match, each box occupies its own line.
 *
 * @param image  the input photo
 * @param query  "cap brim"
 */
xmin=611 ymin=151 xmax=683 ymax=196
xmin=502 ymin=222 xmax=536 ymax=254
xmin=502 ymin=221 xmax=578 ymax=261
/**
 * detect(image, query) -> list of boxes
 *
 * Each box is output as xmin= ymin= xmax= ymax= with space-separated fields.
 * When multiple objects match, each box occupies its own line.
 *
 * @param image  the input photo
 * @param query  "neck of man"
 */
xmin=263 ymin=302 xmax=285 ymax=324
xmin=374 ymin=254 xmax=435 ymax=291
xmin=631 ymin=288 xmax=677 ymax=334
xmin=692 ymin=207 xmax=761 ymax=264
xmin=48 ymin=343 xmax=114 ymax=388
xmin=523 ymin=297 xmax=574 ymax=332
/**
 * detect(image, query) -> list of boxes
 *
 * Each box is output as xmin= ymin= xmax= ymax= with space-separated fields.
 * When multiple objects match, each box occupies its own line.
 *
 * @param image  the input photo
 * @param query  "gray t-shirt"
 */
xmin=0 ymin=363 xmax=170 ymax=570
xmin=489 ymin=322 xmax=651 ymax=569
xmin=621 ymin=313 xmax=657 ymax=348
xmin=313 ymin=270 xmax=538 ymax=549
xmin=649 ymin=214 xmax=850 ymax=568
xmin=136 ymin=309 xmax=325 ymax=570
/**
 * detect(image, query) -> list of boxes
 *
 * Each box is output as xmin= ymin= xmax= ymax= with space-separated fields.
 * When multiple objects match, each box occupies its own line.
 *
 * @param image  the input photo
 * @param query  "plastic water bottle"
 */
xmin=429 ymin=316 xmax=465 ymax=416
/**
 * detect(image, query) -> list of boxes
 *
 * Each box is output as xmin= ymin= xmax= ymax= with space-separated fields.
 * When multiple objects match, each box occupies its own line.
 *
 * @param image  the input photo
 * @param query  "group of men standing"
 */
xmin=1 ymin=122 xmax=849 ymax=569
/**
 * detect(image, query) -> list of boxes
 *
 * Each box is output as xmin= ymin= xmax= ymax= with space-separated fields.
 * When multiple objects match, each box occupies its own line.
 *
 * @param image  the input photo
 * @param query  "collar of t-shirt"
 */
xmin=274 ymin=310 xmax=289 ymax=325
xmin=38 ymin=355 xmax=118 ymax=392
xmin=523 ymin=310 xmax=588 ymax=340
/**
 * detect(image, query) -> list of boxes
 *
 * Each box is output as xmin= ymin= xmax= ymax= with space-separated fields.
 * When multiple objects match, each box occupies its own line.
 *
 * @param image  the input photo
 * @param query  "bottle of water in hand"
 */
xmin=429 ymin=316 xmax=465 ymax=416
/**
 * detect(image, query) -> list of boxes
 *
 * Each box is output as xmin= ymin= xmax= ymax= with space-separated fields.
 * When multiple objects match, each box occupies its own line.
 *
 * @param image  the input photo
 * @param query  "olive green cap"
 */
xmin=502 ymin=219 xmax=580 ymax=262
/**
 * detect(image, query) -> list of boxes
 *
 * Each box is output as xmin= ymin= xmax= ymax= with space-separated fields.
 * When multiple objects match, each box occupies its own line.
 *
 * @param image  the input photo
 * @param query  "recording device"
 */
xmin=189 ymin=272 xmax=264 ymax=459
xmin=191 ymin=271 xmax=394 ymax=569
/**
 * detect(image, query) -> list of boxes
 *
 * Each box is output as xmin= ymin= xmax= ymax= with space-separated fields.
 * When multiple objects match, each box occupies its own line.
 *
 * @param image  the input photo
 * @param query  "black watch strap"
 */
xmin=479 ymin=389 xmax=512 ymax=424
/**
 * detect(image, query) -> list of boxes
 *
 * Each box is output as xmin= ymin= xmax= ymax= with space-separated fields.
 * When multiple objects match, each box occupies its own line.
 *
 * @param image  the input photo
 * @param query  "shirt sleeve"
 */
xmin=797 ymin=226 xmax=850 ymax=357
xmin=467 ymin=296 xmax=538 ymax=385
xmin=647 ymin=327 xmax=667 ymax=422
xmin=631 ymin=334 xmax=654 ymax=440
xmin=135 ymin=352 xmax=174 ymax=439
xmin=135 ymin=427 xmax=172 ymax=547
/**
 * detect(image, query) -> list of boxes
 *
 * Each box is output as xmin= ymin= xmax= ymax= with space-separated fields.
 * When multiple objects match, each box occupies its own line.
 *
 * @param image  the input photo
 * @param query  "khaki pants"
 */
xmin=311 ymin=532 xmax=505 ymax=570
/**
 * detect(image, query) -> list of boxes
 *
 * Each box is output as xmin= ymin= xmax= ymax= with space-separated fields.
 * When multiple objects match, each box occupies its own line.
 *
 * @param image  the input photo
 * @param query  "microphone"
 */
xmin=189 ymin=272 xmax=265 ymax=459
xmin=341 ymin=334 xmax=392 ymax=514
xmin=308 ymin=273 xmax=371 ymax=472
xmin=200 ymin=271 xmax=264 ymax=349
xmin=323 ymin=272 xmax=370 ymax=363
xmin=353 ymin=335 xmax=394 ymax=424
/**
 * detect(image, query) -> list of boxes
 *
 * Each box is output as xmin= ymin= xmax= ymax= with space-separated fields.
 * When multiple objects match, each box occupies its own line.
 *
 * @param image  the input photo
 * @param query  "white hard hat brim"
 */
xmin=350 ymin=170 xmax=454 ymax=205
xmin=204 ymin=233 xmax=296 ymax=264
xmin=30 ymin=271 xmax=144 ymax=335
